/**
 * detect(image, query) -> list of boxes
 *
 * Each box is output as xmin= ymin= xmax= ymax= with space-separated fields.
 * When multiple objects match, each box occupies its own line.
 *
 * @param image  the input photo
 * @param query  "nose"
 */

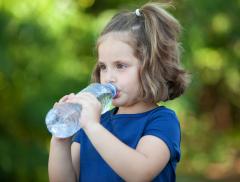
xmin=102 ymin=69 xmax=116 ymax=84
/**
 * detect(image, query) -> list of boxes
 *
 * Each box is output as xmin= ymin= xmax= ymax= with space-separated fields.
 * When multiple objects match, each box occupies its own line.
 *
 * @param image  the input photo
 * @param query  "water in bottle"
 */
xmin=45 ymin=83 xmax=117 ymax=138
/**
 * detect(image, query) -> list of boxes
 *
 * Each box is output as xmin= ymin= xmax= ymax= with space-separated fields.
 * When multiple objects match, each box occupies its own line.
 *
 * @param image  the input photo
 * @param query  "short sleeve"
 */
xmin=143 ymin=110 xmax=181 ymax=161
xmin=72 ymin=128 xmax=84 ymax=143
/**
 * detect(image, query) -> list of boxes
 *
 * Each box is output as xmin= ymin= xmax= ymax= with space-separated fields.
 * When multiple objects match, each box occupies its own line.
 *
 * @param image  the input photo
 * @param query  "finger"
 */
xmin=66 ymin=94 xmax=90 ymax=103
xmin=73 ymin=93 xmax=100 ymax=106
xmin=59 ymin=96 xmax=68 ymax=103
xmin=59 ymin=93 xmax=75 ymax=103
xmin=76 ymin=92 xmax=96 ymax=100
xmin=53 ymin=101 xmax=63 ymax=108
xmin=53 ymin=102 xmax=58 ymax=107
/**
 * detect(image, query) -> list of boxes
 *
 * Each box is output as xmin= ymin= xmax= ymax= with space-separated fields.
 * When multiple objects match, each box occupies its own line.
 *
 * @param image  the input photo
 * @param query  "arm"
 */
xmin=84 ymin=123 xmax=170 ymax=182
xmin=48 ymin=137 xmax=80 ymax=182
xmin=71 ymin=142 xmax=80 ymax=181
xmin=48 ymin=93 xmax=81 ymax=182
xmin=65 ymin=93 xmax=170 ymax=181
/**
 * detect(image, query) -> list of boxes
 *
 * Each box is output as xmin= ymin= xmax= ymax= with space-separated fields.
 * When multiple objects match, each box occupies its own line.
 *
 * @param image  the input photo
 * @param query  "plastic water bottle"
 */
xmin=45 ymin=83 xmax=117 ymax=138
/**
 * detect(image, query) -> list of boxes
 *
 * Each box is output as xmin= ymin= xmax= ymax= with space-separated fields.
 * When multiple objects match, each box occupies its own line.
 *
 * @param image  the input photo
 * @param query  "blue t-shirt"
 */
xmin=73 ymin=106 xmax=181 ymax=182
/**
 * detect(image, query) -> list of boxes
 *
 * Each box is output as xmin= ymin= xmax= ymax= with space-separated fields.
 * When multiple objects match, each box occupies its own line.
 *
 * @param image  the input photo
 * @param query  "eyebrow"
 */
xmin=98 ymin=60 xmax=129 ymax=64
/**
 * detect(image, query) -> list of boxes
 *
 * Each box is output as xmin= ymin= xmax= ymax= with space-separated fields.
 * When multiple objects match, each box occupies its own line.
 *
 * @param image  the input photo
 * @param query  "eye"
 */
xmin=116 ymin=63 xmax=127 ymax=69
xmin=99 ymin=64 xmax=106 ymax=70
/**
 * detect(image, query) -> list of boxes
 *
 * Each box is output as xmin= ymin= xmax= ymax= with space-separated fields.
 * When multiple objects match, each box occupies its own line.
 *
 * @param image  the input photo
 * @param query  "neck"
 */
xmin=116 ymin=102 xmax=158 ymax=114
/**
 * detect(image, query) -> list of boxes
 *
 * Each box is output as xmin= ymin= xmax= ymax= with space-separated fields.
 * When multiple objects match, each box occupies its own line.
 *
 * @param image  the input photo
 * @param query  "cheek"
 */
xmin=99 ymin=72 xmax=105 ymax=83
xmin=128 ymin=72 xmax=141 ymax=86
xmin=122 ymin=77 xmax=141 ymax=95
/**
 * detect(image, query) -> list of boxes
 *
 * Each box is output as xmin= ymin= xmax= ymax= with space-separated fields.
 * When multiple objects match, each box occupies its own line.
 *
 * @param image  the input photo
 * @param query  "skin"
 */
xmin=48 ymin=32 xmax=170 ymax=182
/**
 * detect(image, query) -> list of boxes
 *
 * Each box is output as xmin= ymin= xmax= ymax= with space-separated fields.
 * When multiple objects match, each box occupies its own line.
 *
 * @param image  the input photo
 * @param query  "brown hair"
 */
xmin=91 ymin=2 xmax=190 ymax=103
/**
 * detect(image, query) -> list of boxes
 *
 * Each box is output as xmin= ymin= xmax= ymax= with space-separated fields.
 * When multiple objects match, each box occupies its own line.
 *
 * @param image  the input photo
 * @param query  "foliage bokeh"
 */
xmin=0 ymin=0 xmax=239 ymax=181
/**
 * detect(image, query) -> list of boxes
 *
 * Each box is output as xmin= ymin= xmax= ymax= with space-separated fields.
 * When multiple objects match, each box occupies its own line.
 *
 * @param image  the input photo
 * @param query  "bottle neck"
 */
xmin=103 ymin=83 xmax=117 ymax=98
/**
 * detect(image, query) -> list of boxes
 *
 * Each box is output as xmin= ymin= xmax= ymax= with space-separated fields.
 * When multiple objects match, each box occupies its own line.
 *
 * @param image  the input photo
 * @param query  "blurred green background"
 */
xmin=0 ymin=0 xmax=239 ymax=181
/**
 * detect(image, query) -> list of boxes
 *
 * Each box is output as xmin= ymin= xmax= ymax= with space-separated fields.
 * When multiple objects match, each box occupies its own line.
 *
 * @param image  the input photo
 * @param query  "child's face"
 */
xmin=98 ymin=33 xmax=142 ymax=109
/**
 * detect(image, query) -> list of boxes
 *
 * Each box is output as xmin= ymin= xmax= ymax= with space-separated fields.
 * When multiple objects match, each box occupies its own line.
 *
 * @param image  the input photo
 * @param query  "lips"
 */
xmin=113 ymin=90 xmax=120 ymax=99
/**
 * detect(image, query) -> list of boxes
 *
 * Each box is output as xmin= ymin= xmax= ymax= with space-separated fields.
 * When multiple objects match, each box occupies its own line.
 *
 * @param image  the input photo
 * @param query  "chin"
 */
xmin=112 ymin=99 xmax=126 ymax=107
xmin=112 ymin=102 xmax=122 ymax=107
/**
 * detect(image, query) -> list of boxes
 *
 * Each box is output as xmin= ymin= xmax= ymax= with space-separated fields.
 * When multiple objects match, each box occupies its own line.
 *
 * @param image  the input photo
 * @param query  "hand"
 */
xmin=53 ymin=93 xmax=75 ymax=107
xmin=63 ymin=92 xmax=102 ymax=130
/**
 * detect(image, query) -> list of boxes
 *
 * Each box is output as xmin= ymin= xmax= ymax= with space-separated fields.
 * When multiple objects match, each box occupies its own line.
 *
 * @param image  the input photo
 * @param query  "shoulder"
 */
xmin=150 ymin=106 xmax=178 ymax=119
xmin=147 ymin=106 xmax=179 ymax=127
xmin=146 ymin=106 xmax=180 ymax=134
xmin=144 ymin=106 xmax=181 ymax=161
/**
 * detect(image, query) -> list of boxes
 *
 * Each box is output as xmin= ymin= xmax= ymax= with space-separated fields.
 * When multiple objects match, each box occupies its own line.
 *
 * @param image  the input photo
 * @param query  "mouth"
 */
xmin=113 ymin=90 xmax=120 ymax=99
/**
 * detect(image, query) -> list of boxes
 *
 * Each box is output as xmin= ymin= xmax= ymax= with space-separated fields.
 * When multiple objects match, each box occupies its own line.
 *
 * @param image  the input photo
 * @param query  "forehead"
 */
xmin=98 ymin=31 xmax=132 ymax=44
xmin=97 ymin=32 xmax=137 ymax=62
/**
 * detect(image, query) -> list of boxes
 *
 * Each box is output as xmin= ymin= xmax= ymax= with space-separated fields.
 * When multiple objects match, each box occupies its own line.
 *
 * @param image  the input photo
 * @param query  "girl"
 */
xmin=48 ymin=2 xmax=189 ymax=182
